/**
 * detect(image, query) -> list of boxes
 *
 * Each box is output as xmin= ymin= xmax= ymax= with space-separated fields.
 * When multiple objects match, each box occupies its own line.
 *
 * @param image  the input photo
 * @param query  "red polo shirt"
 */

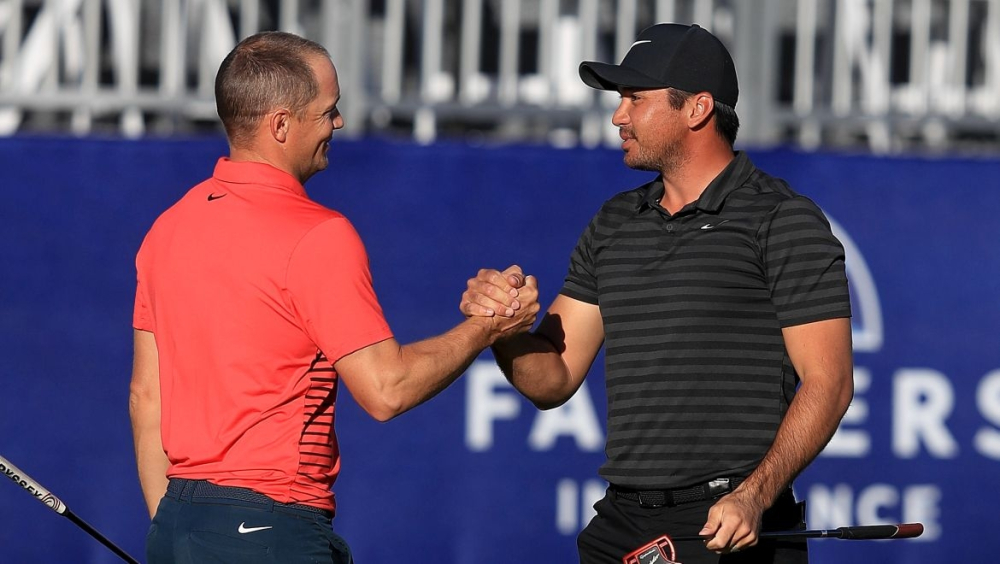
xmin=134 ymin=158 xmax=392 ymax=512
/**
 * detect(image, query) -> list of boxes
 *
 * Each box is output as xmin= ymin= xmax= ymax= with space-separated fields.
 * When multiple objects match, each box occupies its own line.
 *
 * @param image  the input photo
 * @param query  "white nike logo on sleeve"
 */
xmin=629 ymin=40 xmax=652 ymax=49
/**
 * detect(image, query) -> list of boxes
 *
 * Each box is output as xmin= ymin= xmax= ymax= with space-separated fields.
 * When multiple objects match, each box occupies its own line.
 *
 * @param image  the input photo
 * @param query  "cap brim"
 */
xmin=579 ymin=61 xmax=666 ymax=91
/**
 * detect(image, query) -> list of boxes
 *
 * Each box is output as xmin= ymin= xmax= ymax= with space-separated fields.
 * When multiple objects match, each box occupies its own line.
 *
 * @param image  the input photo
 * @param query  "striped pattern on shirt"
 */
xmin=561 ymin=152 xmax=851 ymax=489
xmin=292 ymin=351 xmax=341 ymax=503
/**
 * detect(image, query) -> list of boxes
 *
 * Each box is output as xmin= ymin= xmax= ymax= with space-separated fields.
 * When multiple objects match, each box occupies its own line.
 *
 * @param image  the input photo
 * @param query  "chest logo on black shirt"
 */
xmin=700 ymin=219 xmax=730 ymax=230
xmin=207 ymin=193 xmax=228 ymax=201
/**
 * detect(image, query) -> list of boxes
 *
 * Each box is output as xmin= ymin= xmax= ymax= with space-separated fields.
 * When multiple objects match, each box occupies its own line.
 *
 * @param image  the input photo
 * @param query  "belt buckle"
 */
xmin=636 ymin=490 xmax=667 ymax=508
xmin=706 ymin=478 xmax=732 ymax=498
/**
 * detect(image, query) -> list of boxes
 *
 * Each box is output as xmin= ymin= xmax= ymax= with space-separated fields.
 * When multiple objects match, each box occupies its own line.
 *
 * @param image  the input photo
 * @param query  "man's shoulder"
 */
xmin=725 ymin=167 xmax=835 ymax=239
xmin=741 ymin=167 xmax=797 ymax=198
xmin=595 ymin=179 xmax=658 ymax=215
xmin=143 ymin=178 xmax=210 ymax=231
xmin=141 ymin=175 xmax=347 ymax=250
xmin=730 ymin=166 xmax=817 ymax=212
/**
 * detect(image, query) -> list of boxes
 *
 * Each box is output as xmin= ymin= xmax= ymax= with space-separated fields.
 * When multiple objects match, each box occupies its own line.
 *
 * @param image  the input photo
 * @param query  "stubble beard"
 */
xmin=624 ymin=137 xmax=684 ymax=176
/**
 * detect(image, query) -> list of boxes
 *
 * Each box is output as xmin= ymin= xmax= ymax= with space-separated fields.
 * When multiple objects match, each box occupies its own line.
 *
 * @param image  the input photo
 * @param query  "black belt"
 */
xmin=612 ymin=477 xmax=743 ymax=508
xmin=165 ymin=478 xmax=332 ymax=518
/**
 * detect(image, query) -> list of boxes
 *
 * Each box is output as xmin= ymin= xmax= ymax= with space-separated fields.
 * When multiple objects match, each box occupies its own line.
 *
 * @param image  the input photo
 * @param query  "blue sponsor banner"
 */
xmin=0 ymin=138 xmax=996 ymax=563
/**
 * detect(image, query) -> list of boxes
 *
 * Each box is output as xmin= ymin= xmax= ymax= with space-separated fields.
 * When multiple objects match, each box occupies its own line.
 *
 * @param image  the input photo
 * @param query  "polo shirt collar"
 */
xmin=213 ymin=158 xmax=308 ymax=197
xmin=635 ymin=151 xmax=755 ymax=214
xmin=638 ymin=178 xmax=666 ymax=211
xmin=695 ymin=151 xmax=755 ymax=212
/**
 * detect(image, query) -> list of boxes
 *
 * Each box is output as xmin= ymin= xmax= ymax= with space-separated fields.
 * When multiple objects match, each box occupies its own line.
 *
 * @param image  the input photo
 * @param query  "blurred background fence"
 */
xmin=3 ymin=0 xmax=1000 ymax=152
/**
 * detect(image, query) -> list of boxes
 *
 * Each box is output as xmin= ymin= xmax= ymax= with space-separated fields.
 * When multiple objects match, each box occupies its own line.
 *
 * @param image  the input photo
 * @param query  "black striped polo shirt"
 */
xmin=561 ymin=151 xmax=851 ymax=490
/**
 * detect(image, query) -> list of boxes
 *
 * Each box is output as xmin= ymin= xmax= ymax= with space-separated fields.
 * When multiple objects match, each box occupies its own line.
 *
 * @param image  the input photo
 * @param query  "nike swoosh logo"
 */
xmin=629 ymin=40 xmax=652 ymax=49
xmin=700 ymin=220 xmax=731 ymax=230
xmin=207 ymin=193 xmax=227 ymax=201
xmin=237 ymin=523 xmax=273 ymax=534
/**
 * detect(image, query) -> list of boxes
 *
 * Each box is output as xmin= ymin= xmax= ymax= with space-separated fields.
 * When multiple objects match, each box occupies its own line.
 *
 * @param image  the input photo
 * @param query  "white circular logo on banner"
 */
xmin=829 ymin=216 xmax=883 ymax=353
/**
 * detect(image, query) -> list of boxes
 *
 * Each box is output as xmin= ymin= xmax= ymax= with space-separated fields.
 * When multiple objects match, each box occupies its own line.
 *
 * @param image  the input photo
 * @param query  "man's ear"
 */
xmin=688 ymin=93 xmax=715 ymax=129
xmin=269 ymin=109 xmax=291 ymax=143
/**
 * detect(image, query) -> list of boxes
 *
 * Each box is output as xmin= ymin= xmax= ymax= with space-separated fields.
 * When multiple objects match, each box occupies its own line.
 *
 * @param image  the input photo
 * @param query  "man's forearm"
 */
xmin=391 ymin=318 xmax=498 ymax=414
xmin=491 ymin=333 xmax=577 ymax=409
xmin=130 ymin=399 xmax=169 ymax=518
xmin=737 ymin=375 xmax=852 ymax=506
xmin=341 ymin=278 xmax=540 ymax=421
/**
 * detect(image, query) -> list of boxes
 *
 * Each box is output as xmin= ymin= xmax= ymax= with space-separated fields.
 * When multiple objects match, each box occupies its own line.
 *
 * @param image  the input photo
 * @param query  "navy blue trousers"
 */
xmin=147 ymin=479 xmax=353 ymax=564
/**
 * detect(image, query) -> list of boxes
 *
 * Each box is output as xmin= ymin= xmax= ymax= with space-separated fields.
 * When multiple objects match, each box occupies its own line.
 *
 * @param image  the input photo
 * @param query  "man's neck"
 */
xmin=658 ymin=148 xmax=735 ymax=214
xmin=229 ymin=146 xmax=304 ymax=184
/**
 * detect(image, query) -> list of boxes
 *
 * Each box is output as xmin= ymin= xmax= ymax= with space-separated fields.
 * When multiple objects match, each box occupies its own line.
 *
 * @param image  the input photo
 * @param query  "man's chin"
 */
xmin=623 ymin=156 xmax=658 ymax=172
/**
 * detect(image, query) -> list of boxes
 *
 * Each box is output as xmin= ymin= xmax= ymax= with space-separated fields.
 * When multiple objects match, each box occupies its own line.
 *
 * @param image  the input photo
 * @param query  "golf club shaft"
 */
xmin=0 ymin=454 xmax=141 ymax=564
xmin=672 ymin=522 xmax=924 ymax=542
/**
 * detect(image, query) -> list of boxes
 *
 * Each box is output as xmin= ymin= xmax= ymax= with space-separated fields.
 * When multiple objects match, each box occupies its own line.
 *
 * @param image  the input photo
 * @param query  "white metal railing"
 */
xmin=0 ymin=0 xmax=367 ymax=137
xmin=0 ymin=0 xmax=998 ymax=153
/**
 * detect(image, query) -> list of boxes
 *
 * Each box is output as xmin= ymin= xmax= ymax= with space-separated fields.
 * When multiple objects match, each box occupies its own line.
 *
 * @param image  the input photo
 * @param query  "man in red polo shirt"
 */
xmin=129 ymin=31 xmax=539 ymax=564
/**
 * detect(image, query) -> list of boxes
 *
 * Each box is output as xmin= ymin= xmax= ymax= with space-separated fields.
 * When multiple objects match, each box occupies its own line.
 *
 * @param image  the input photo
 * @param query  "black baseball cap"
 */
xmin=579 ymin=23 xmax=739 ymax=107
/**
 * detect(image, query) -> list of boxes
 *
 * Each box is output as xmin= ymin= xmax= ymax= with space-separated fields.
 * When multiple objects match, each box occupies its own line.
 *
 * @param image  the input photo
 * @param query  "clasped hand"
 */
xmin=460 ymin=265 xmax=539 ymax=338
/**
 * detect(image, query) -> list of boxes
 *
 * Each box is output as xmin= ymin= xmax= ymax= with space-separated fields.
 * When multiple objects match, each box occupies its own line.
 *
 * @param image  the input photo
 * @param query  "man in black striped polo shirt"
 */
xmin=461 ymin=23 xmax=854 ymax=564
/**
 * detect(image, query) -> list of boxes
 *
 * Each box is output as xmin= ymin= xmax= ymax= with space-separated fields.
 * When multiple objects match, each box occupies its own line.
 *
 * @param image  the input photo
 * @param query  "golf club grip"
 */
xmin=837 ymin=523 xmax=924 ymax=539
xmin=2 ymin=453 xmax=143 ymax=563
xmin=0 ymin=454 xmax=68 ymax=514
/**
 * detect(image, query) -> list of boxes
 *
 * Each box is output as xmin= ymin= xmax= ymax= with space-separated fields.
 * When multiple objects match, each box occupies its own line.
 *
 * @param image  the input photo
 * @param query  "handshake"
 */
xmin=460 ymin=265 xmax=541 ymax=342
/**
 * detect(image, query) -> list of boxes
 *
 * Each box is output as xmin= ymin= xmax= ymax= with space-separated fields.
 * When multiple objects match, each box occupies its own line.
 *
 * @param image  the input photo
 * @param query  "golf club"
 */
xmin=670 ymin=522 xmax=925 ymax=542
xmin=0 ymin=453 xmax=141 ymax=564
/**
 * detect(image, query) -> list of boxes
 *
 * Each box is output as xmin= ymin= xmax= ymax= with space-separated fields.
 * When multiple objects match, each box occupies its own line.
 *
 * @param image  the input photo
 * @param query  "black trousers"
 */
xmin=578 ymin=487 xmax=808 ymax=564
